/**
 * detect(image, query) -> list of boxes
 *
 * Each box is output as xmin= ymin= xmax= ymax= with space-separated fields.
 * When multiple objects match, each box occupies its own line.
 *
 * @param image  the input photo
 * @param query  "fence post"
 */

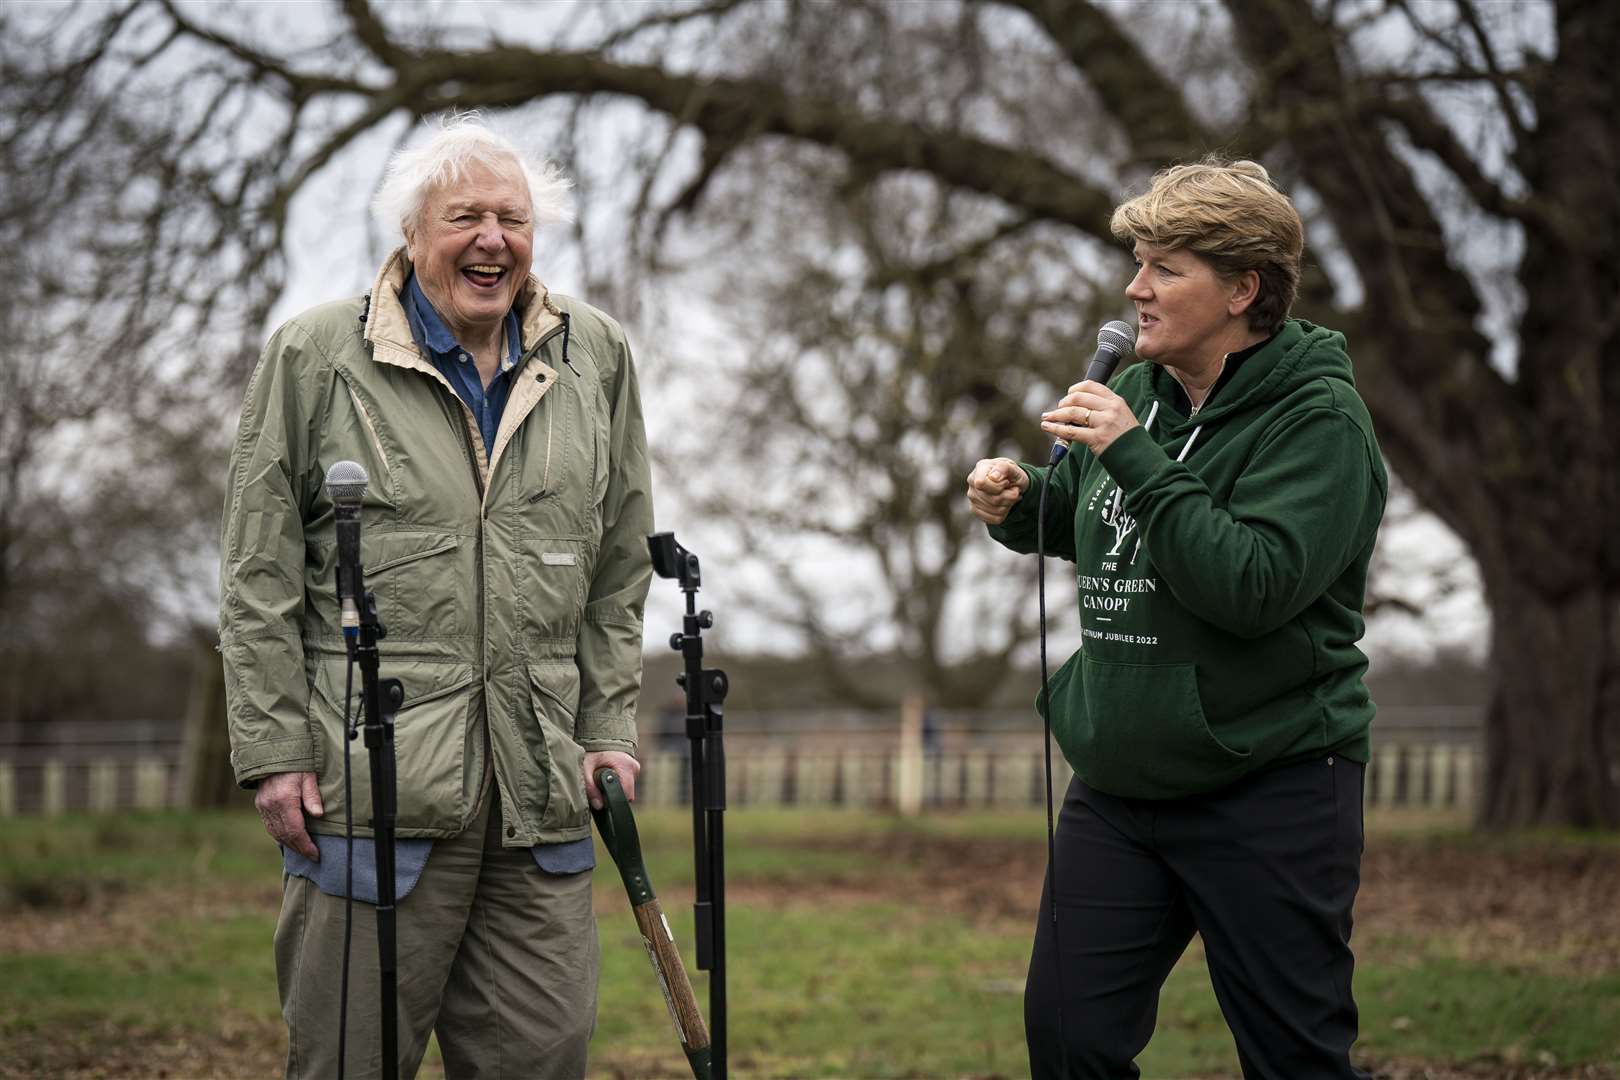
xmin=1375 ymin=744 xmax=1400 ymax=807
xmin=0 ymin=763 xmax=14 ymax=817
xmin=897 ymin=695 xmax=924 ymax=817
xmin=964 ymin=750 xmax=990 ymax=806
xmin=134 ymin=759 xmax=171 ymax=810
xmin=42 ymin=761 xmax=67 ymax=815
xmin=756 ymin=749 xmax=786 ymax=807
xmin=1456 ymin=746 xmax=1479 ymax=813
xmin=90 ymin=759 xmax=119 ymax=813
xmin=1431 ymin=744 xmax=1453 ymax=807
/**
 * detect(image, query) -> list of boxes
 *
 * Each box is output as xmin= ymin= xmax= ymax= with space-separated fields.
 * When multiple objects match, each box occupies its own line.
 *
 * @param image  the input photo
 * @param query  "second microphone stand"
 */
xmin=648 ymin=532 xmax=730 ymax=1080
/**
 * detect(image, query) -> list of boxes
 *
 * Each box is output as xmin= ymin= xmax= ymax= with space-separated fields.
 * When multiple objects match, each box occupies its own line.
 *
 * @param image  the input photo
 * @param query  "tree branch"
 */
xmin=596 ymin=0 xmax=748 ymax=54
xmin=339 ymin=0 xmax=405 ymax=66
xmin=157 ymin=0 xmax=369 ymax=97
xmin=1356 ymin=90 xmax=1561 ymax=237
xmin=1387 ymin=0 xmax=1534 ymax=150
xmin=374 ymin=46 xmax=1118 ymax=233
xmin=999 ymin=0 xmax=1213 ymax=163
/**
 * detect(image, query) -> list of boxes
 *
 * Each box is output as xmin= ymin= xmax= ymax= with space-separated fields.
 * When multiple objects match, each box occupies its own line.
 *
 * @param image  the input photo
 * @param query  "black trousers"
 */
xmin=1024 ymin=755 xmax=1370 ymax=1080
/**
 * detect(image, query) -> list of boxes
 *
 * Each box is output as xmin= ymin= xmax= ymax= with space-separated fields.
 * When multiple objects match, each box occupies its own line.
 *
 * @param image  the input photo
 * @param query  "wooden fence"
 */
xmin=0 ymin=706 xmax=1481 ymax=817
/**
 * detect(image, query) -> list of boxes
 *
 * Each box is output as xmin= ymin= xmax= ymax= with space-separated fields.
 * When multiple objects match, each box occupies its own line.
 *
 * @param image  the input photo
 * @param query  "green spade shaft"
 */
xmin=592 ymin=768 xmax=713 ymax=1080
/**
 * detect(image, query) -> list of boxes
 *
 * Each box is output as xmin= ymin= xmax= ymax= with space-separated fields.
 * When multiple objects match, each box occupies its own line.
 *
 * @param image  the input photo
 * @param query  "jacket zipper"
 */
xmin=461 ymin=316 xmax=568 ymax=842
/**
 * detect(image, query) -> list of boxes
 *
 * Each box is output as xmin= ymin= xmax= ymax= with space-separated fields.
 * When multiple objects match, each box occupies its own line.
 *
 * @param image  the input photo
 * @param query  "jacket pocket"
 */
xmin=526 ymin=661 xmax=589 ymax=834
xmin=308 ymin=655 xmax=474 ymax=836
xmin=1065 ymin=655 xmax=1250 ymax=799
xmin=362 ymin=532 xmax=466 ymax=641
xmin=517 ymin=538 xmax=590 ymax=643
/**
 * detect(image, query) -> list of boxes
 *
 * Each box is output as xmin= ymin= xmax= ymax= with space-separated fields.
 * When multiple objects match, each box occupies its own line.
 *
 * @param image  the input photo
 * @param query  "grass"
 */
xmin=2 ymin=806 xmax=1617 ymax=1078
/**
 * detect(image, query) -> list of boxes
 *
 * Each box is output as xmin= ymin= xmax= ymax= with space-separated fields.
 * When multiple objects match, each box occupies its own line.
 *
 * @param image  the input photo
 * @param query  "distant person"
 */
xmin=658 ymin=693 xmax=688 ymax=755
xmin=219 ymin=115 xmax=653 ymax=1078
xmin=967 ymin=158 xmax=1385 ymax=1078
xmin=920 ymin=707 xmax=942 ymax=806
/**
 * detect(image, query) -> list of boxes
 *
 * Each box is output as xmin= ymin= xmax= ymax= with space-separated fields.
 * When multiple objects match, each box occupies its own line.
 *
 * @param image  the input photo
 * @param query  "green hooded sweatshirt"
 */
xmin=989 ymin=319 xmax=1387 ymax=800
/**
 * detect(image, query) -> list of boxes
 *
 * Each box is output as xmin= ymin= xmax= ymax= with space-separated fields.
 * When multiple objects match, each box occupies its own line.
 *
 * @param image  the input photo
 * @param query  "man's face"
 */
xmin=406 ymin=160 xmax=534 ymax=342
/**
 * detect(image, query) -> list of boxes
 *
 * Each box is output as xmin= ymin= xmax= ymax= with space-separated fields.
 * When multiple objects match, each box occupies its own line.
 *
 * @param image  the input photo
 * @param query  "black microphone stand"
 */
xmin=648 ymin=532 xmax=729 ymax=1080
xmin=351 ymin=579 xmax=404 ymax=1080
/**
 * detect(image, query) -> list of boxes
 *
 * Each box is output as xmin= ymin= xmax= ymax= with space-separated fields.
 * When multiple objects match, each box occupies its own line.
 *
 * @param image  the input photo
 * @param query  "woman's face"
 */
xmin=1126 ymin=242 xmax=1254 ymax=372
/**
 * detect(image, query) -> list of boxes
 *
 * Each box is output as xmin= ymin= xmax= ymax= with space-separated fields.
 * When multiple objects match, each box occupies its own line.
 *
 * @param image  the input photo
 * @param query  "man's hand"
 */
xmin=583 ymin=750 xmax=640 ymax=810
xmin=966 ymin=457 xmax=1030 ymax=525
xmin=255 ymin=771 xmax=323 ymax=860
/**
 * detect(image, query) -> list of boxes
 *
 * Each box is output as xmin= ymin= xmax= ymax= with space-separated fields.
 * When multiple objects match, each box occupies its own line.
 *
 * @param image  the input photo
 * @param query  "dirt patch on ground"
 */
xmin=0 ymin=881 xmax=280 ymax=958
xmin=764 ymin=829 xmax=1620 ymax=975
xmin=1356 ymin=840 xmax=1620 ymax=974
xmin=1367 ymin=1063 xmax=1617 ymax=1080
xmin=722 ymin=830 xmax=1045 ymax=930
xmin=0 ymin=1019 xmax=284 ymax=1080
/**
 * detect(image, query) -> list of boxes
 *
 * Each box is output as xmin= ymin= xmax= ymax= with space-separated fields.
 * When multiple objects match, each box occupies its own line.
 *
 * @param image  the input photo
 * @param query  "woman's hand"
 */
xmin=965 ymin=457 xmax=1030 ymax=524
xmin=1041 ymin=380 xmax=1139 ymax=456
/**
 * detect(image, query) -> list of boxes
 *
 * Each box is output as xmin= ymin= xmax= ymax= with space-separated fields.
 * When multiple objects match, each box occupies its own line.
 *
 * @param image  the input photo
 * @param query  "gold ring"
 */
xmin=1082 ymin=408 xmax=1092 ymax=427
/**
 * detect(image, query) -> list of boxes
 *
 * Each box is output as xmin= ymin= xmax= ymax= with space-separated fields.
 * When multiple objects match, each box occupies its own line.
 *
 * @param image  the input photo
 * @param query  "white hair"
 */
xmin=371 ymin=113 xmax=573 ymax=239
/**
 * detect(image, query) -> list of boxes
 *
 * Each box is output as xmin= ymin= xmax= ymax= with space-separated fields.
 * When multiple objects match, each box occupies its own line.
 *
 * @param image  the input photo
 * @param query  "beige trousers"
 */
xmin=273 ymin=785 xmax=599 ymax=1079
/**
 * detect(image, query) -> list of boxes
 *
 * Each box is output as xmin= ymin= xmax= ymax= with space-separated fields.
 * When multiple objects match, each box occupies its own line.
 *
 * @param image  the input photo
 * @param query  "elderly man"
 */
xmin=219 ymin=116 xmax=652 ymax=1078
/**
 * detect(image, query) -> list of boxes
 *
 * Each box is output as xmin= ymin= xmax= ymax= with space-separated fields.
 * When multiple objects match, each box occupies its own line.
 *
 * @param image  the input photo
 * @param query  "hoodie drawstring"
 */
xmin=1109 ymin=400 xmax=1202 ymax=519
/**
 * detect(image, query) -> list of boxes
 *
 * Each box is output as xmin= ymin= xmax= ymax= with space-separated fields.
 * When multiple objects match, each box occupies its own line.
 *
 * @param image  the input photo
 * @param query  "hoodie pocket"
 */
xmin=526 ymin=661 xmax=589 ymax=834
xmin=1066 ymin=655 xmax=1250 ymax=799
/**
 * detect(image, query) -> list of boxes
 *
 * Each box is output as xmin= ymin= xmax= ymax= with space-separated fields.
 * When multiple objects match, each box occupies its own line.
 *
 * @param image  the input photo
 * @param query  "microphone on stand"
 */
xmin=325 ymin=461 xmax=369 ymax=642
xmin=323 ymin=458 xmax=403 ymax=1080
xmin=1049 ymin=320 xmax=1137 ymax=464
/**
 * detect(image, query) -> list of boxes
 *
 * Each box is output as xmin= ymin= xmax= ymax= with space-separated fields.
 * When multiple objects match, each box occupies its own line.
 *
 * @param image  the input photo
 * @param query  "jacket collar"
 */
xmin=364 ymin=247 xmax=564 ymax=371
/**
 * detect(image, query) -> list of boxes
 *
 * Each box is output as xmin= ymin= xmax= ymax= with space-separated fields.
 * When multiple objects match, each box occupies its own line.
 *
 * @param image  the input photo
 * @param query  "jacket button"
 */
xmin=1326 ymin=755 xmax=1335 ymax=766
xmin=506 ymin=825 xmax=516 ymax=838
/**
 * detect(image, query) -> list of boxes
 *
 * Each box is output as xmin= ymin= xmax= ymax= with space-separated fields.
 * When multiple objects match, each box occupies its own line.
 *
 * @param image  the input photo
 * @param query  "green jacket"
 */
xmin=219 ymin=248 xmax=654 ymax=844
xmin=990 ymin=320 xmax=1387 ymax=799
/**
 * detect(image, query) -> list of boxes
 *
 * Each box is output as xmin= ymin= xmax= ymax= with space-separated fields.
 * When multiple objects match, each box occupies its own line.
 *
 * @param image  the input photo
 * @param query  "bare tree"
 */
xmin=7 ymin=0 xmax=1615 ymax=826
xmin=0 ymin=3 xmax=260 ymax=792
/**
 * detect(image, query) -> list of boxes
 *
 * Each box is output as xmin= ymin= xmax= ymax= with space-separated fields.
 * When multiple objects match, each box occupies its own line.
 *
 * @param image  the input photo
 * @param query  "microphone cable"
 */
xmin=338 ymin=647 xmax=358 ymax=1080
xmin=1036 ymin=445 xmax=1070 ymax=1073
xmin=1030 ymin=321 xmax=1130 ymax=1071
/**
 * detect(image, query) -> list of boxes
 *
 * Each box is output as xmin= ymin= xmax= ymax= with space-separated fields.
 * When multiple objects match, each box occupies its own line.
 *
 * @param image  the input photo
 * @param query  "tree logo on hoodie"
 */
xmin=1087 ymin=475 xmax=1142 ymax=562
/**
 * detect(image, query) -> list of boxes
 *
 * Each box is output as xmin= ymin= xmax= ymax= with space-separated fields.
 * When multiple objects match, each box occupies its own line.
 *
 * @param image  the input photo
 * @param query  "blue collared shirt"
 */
xmin=402 ymin=272 xmax=523 ymax=456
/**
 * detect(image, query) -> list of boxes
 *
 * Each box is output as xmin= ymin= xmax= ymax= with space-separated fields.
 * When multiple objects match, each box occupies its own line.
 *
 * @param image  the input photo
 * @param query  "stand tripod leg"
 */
xmin=364 ymin=676 xmax=403 ymax=1080
xmin=706 ymin=733 xmax=726 ymax=1080
xmin=690 ymin=740 xmax=714 ymax=970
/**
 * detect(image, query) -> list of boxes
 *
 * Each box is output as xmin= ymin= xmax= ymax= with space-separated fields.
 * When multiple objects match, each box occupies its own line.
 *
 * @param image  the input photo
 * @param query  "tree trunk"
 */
xmin=1478 ymin=577 xmax=1620 ymax=829
xmin=177 ymin=639 xmax=242 ymax=810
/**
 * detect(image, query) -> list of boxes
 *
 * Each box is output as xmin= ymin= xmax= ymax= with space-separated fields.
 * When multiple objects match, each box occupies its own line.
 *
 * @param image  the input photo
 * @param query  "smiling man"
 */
xmin=219 ymin=116 xmax=653 ymax=1079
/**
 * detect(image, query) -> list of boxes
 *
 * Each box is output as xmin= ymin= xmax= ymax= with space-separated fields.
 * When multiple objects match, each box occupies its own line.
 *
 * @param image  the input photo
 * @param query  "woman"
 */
xmin=966 ymin=159 xmax=1384 ymax=1078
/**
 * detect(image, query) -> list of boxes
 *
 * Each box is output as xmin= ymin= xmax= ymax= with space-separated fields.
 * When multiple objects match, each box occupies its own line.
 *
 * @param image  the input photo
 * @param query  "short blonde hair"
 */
xmin=1110 ymin=158 xmax=1304 ymax=335
xmin=372 ymin=113 xmax=573 ymax=240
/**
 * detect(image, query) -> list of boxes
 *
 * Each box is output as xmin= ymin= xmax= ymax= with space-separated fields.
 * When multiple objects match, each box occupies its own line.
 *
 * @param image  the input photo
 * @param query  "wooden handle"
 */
xmin=632 ymin=897 xmax=711 ymax=1052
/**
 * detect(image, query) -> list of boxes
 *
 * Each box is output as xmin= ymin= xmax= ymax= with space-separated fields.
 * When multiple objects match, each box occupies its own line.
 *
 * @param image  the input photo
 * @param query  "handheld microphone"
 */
xmin=324 ymin=461 xmax=369 ymax=636
xmin=1049 ymin=319 xmax=1137 ymax=464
